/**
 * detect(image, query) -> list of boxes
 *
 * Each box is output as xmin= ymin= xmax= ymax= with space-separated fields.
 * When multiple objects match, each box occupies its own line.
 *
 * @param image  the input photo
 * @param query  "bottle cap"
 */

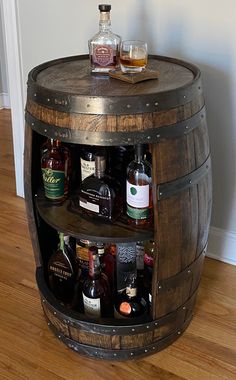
xmin=99 ymin=4 xmax=111 ymax=12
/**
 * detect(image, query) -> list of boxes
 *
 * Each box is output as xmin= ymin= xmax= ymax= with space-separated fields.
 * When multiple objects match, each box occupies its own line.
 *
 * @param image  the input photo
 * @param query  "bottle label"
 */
xmin=126 ymin=204 xmax=149 ymax=220
xmin=119 ymin=301 xmax=131 ymax=316
xmin=126 ymin=181 xmax=149 ymax=208
xmin=79 ymin=191 xmax=113 ymax=219
xmin=82 ymin=293 xmax=101 ymax=318
xmin=144 ymin=253 xmax=154 ymax=267
xmin=42 ymin=168 xmax=65 ymax=199
xmin=80 ymin=158 xmax=95 ymax=181
xmin=48 ymin=261 xmax=72 ymax=280
xmin=93 ymin=45 xmax=114 ymax=67
xmin=76 ymin=244 xmax=89 ymax=270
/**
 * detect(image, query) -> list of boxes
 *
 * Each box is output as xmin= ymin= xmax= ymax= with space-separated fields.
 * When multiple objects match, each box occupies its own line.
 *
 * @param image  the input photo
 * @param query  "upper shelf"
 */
xmin=35 ymin=189 xmax=153 ymax=243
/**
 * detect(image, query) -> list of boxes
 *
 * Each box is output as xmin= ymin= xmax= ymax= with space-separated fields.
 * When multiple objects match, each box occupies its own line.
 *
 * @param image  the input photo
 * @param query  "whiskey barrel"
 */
xmin=24 ymin=54 xmax=212 ymax=360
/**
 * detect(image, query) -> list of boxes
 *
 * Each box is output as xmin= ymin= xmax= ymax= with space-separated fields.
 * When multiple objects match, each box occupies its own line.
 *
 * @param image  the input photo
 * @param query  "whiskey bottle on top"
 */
xmin=41 ymin=139 xmax=71 ymax=202
xmin=88 ymin=4 xmax=121 ymax=73
xmin=79 ymin=152 xmax=122 ymax=222
xmin=126 ymin=144 xmax=153 ymax=226
xmin=48 ymin=232 xmax=77 ymax=305
xmin=82 ymin=246 xmax=113 ymax=318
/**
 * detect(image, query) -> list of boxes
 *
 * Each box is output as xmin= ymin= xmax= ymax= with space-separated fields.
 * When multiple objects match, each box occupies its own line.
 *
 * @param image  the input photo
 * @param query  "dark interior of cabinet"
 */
xmin=32 ymin=130 xmax=154 ymax=324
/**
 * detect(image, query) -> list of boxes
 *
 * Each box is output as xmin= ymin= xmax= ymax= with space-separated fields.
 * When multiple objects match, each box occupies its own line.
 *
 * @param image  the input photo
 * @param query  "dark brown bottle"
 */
xmin=48 ymin=232 xmax=77 ymax=305
xmin=97 ymin=242 xmax=116 ymax=295
xmin=41 ymin=139 xmax=71 ymax=202
xmin=114 ymin=273 xmax=147 ymax=318
xmin=144 ymin=240 xmax=156 ymax=310
xmin=82 ymin=246 xmax=113 ymax=318
xmin=79 ymin=153 xmax=122 ymax=222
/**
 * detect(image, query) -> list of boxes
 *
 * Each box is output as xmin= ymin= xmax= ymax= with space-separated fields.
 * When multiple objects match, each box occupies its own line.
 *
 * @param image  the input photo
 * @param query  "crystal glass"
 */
xmin=120 ymin=40 xmax=148 ymax=73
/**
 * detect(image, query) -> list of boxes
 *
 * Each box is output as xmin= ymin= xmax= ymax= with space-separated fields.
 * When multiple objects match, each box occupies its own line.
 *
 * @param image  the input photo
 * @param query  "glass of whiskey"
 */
xmin=120 ymin=40 xmax=148 ymax=73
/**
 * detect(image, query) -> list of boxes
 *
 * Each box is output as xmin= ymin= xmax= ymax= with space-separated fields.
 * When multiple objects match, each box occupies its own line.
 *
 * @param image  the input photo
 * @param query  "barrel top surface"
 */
xmin=30 ymin=54 xmax=196 ymax=98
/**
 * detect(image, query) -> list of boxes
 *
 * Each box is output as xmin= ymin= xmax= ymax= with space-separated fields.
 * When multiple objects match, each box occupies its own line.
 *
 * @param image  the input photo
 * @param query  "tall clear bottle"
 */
xmin=88 ymin=4 xmax=121 ymax=73
xmin=126 ymin=144 xmax=153 ymax=226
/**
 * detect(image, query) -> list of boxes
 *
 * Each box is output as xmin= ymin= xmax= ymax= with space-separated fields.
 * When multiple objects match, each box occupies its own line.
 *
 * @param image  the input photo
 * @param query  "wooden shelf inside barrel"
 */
xmin=35 ymin=189 xmax=153 ymax=243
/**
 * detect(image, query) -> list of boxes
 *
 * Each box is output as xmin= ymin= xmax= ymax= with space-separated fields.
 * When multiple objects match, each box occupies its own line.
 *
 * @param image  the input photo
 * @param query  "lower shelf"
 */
xmin=36 ymin=267 xmax=196 ymax=360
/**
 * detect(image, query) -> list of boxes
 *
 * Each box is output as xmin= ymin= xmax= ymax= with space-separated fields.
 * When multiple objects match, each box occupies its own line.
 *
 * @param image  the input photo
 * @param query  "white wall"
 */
xmin=15 ymin=0 xmax=236 ymax=264
xmin=0 ymin=4 xmax=9 ymax=107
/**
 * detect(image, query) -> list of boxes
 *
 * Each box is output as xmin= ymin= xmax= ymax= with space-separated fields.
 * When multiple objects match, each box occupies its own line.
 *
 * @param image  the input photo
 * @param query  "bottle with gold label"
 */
xmin=88 ymin=4 xmax=121 ymax=73
xmin=41 ymin=139 xmax=71 ymax=202
xmin=48 ymin=232 xmax=77 ymax=305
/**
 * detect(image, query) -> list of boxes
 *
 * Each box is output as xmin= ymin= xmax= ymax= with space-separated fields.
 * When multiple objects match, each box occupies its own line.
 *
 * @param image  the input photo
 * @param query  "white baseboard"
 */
xmin=0 ymin=92 xmax=11 ymax=108
xmin=207 ymin=226 xmax=236 ymax=266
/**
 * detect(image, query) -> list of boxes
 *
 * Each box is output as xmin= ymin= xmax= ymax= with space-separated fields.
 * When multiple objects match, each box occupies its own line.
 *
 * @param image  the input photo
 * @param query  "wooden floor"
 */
xmin=0 ymin=108 xmax=236 ymax=380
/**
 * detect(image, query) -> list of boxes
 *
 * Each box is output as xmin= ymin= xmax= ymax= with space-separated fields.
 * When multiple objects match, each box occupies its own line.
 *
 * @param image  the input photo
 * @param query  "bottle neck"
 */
xmin=99 ymin=11 xmax=111 ymax=32
xmin=95 ymin=155 xmax=106 ymax=178
xmin=49 ymin=139 xmax=61 ymax=148
xmin=88 ymin=248 xmax=101 ymax=279
xmin=59 ymin=232 xmax=64 ymax=251
xmin=135 ymin=144 xmax=144 ymax=163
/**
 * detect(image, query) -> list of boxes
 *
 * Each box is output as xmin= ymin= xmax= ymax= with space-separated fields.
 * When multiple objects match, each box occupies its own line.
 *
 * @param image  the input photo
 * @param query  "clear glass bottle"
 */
xmin=88 ymin=4 xmax=121 ymax=73
xmin=48 ymin=232 xmax=78 ymax=305
xmin=41 ymin=139 xmax=71 ymax=202
xmin=82 ymin=246 xmax=113 ymax=318
xmin=79 ymin=152 xmax=122 ymax=222
xmin=114 ymin=273 xmax=147 ymax=319
xmin=126 ymin=144 xmax=153 ymax=226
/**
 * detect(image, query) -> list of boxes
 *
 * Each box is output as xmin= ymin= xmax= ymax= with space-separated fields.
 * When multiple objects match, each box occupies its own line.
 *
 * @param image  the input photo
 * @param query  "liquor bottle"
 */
xmin=48 ymin=232 xmax=78 ymax=305
xmin=116 ymin=242 xmax=136 ymax=293
xmin=80 ymin=145 xmax=96 ymax=182
xmin=80 ymin=145 xmax=107 ymax=182
xmin=136 ymin=241 xmax=145 ymax=295
xmin=41 ymin=139 xmax=71 ymax=202
xmin=114 ymin=273 xmax=147 ymax=319
xmin=102 ymin=243 xmax=116 ymax=295
xmin=144 ymin=240 xmax=156 ymax=310
xmin=126 ymin=144 xmax=153 ymax=226
xmin=82 ymin=246 xmax=113 ymax=318
xmin=79 ymin=152 xmax=122 ymax=222
xmin=88 ymin=4 xmax=121 ymax=73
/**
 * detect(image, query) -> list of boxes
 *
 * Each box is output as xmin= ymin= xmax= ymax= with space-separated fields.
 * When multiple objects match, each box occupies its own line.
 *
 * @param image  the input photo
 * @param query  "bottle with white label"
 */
xmin=82 ymin=246 xmax=113 ymax=318
xmin=126 ymin=144 xmax=153 ymax=226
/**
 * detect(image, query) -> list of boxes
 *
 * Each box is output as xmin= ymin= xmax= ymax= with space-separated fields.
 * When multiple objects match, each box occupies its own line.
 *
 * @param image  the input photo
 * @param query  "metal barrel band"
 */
xmin=157 ymin=155 xmax=211 ymax=200
xmin=37 ymin=266 xmax=197 ymax=336
xmin=25 ymin=107 xmax=206 ymax=146
xmin=157 ymin=246 xmax=207 ymax=293
xmin=45 ymin=314 xmax=193 ymax=361
xmin=27 ymin=54 xmax=202 ymax=115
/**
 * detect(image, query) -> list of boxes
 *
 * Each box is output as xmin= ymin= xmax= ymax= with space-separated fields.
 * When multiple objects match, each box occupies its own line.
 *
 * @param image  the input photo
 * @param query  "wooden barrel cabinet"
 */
xmin=24 ymin=54 xmax=212 ymax=360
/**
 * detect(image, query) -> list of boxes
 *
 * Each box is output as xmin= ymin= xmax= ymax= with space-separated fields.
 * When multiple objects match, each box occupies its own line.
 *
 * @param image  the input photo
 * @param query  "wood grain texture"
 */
xmin=1 ymin=108 xmax=236 ymax=379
